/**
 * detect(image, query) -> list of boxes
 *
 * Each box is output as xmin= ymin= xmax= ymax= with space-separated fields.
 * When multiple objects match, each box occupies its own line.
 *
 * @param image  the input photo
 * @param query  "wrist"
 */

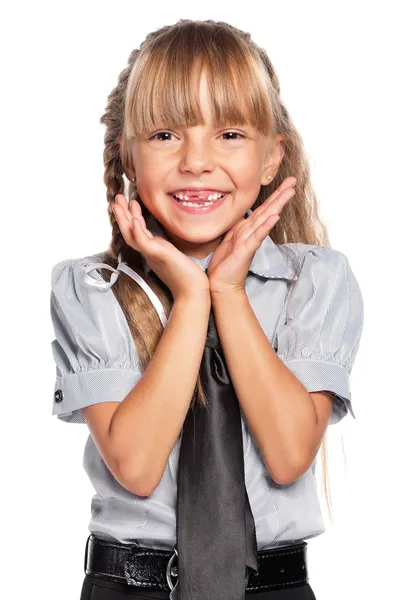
xmin=174 ymin=290 xmax=211 ymax=307
xmin=210 ymin=287 xmax=248 ymax=303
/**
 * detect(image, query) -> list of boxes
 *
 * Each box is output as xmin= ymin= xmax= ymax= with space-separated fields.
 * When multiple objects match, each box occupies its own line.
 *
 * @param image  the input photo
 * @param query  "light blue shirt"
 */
xmin=50 ymin=212 xmax=364 ymax=550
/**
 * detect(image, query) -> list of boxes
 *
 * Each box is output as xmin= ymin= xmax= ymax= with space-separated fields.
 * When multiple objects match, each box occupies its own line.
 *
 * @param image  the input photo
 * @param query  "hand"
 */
xmin=207 ymin=177 xmax=297 ymax=294
xmin=112 ymin=195 xmax=210 ymax=301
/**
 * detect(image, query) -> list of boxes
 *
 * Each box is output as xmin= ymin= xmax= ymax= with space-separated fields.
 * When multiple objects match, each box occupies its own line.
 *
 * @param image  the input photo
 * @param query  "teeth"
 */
xmin=172 ymin=191 xmax=225 ymax=204
xmin=181 ymin=201 xmax=214 ymax=207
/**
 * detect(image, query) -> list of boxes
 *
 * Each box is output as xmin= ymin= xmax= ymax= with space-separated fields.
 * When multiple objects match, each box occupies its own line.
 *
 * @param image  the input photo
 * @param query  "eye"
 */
xmin=149 ymin=130 xmax=246 ymax=142
xmin=219 ymin=131 xmax=245 ymax=141
xmin=148 ymin=131 xmax=176 ymax=142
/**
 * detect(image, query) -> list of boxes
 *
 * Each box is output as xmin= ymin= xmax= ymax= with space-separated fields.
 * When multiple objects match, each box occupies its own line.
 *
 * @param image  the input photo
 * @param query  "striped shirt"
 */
xmin=49 ymin=211 xmax=364 ymax=550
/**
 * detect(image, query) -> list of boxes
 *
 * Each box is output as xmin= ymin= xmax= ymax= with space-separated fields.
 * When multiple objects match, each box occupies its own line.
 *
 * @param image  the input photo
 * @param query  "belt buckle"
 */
xmin=165 ymin=546 xmax=250 ymax=591
xmin=84 ymin=534 xmax=91 ymax=574
xmin=166 ymin=546 xmax=179 ymax=591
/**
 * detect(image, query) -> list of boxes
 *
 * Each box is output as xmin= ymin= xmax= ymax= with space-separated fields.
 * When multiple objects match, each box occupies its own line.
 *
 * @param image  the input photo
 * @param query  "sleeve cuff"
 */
xmin=52 ymin=368 xmax=143 ymax=424
xmin=278 ymin=358 xmax=356 ymax=425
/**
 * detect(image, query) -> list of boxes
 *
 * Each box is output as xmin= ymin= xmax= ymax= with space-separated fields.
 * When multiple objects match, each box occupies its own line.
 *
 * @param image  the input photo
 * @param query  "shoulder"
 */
xmin=278 ymin=243 xmax=357 ymax=290
xmin=280 ymin=242 xmax=349 ymax=272
xmin=278 ymin=242 xmax=363 ymax=314
xmin=279 ymin=242 xmax=363 ymax=323
xmin=50 ymin=251 xmax=108 ymax=289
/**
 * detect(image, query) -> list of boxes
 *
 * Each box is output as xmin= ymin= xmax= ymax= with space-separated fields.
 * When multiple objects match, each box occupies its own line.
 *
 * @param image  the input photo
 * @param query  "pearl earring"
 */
xmin=267 ymin=175 xmax=271 ymax=179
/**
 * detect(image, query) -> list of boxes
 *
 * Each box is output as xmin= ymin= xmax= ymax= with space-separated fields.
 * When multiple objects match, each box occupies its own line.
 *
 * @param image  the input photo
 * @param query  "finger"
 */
xmin=245 ymin=213 xmax=280 ymax=248
xmin=129 ymin=199 xmax=145 ymax=226
xmin=244 ymin=188 xmax=294 ymax=240
xmin=129 ymin=200 xmax=153 ymax=238
xmin=278 ymin=176 xmax=297 ymax=190
xmin=265 ymin=187 xmax=296 ymax=213
xmin=113 ymin=203 xmax=138 ymax=249
xmin=273 ymin=176 xmax=297 ymax=195
xmin=115 ymin=194 xmax=133 ymax=223
xmin=245 ymin=182 xmax=294 ymax=226
xmin=130 ymin=216 xmax=150 ymax=250
xmin=113 ymin=199 xmax=133 ymax=229
xmin=132 ymin=217 xmax=147 ymax=243
xmin=240 ymin=190 xmax=290 ymax=237
xmin=258 ymin=187 xmax=295 ymax=222
xmin=129 ymin=198 xmax=142 ymax=219
xmin=262 ymin=176 xmax=297 ymax=209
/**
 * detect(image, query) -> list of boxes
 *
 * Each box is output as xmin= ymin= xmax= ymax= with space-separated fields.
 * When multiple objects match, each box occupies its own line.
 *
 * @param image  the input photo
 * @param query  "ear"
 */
xmin=262 ymin=134 xmax=286 ymax=183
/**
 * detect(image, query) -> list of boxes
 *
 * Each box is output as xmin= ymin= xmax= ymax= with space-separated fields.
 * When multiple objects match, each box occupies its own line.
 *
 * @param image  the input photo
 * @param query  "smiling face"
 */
xmin=126 ymin=71 xmax=285 ymax=259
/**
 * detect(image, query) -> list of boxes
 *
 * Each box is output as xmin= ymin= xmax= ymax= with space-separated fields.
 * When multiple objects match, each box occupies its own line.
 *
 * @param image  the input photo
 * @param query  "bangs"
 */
xmin=123 ymin=27 xmax=274 ymax=140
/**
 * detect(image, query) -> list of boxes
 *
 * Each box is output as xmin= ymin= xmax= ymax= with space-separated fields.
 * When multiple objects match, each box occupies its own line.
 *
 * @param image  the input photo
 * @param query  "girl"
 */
xmin=50 ymin=18 xmax=364 ymax=600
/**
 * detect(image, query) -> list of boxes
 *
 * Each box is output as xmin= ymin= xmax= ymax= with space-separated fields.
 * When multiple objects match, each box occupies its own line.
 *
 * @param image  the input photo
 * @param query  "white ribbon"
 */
xmin=82 ymin=253 xmax=168 ymax=328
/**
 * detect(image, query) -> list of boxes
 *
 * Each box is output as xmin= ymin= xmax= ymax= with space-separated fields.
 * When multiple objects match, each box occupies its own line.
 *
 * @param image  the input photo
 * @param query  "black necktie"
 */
xmin=149 ymin=270 xmax=258 ymax=600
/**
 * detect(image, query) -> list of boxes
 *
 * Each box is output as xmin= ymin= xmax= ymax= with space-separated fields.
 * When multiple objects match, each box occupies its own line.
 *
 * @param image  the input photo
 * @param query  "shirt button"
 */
xmin=54 ymin=389 xmax=64 ymax=403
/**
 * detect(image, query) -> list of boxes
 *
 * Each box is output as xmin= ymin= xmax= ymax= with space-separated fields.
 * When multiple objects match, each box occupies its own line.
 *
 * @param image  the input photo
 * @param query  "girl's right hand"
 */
xmin=112 ymin=195 xmax=211 ymax=302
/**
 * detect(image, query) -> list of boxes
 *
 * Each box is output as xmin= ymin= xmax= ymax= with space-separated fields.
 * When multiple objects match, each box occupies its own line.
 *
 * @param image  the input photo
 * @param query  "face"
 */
xmin=128 ymin=72 xmax=285 ymax=259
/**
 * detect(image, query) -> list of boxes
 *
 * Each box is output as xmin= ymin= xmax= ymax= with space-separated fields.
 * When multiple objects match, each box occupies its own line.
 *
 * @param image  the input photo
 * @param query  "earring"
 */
xmin=267 ymin=175 xmax=271 ymax=179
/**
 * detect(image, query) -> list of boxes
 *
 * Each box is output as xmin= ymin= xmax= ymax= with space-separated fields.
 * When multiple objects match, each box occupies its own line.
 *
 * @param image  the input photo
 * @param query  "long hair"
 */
xmin=99 ymin=18 xmax=339 ymax=520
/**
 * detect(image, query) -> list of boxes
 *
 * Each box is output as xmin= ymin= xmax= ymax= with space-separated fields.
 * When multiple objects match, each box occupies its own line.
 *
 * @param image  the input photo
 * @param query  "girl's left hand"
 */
xmin=208 ymin=176 xmax=297 ymax=294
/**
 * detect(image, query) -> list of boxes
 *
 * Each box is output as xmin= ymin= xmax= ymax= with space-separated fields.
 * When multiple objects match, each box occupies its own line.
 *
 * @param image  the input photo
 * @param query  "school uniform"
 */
xmin=50 ymin=210 xmax=364 ymax=599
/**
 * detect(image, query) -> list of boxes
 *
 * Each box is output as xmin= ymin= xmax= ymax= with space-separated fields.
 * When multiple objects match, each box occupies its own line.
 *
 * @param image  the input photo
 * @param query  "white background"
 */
xmin=2 ymin=1 xmax=402 ymax=598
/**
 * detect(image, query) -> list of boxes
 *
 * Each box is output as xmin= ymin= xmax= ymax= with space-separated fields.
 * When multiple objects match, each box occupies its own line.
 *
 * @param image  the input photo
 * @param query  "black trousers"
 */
xmin=80 ymin=572 xmax=317 ymax=599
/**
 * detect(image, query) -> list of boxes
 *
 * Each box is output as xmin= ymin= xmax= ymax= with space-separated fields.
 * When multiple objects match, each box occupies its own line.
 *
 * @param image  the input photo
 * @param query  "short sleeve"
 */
xmin=50 ymin=256 xmax=143 ymax=424
xmin=275 ymin=246 xmax=364 ymax=425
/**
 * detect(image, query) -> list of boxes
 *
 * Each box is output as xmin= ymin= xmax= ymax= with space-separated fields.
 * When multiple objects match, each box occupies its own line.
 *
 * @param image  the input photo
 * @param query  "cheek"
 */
xmin=233 ymin=176 xmax=263 ymax=201
xmin=230 ymin=162 xmax=260 ymax=188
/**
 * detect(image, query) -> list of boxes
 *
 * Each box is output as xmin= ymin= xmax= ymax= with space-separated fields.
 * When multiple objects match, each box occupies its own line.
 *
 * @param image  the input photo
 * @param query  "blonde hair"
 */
xmin=99 ymin=18 xmax=340 ymax=521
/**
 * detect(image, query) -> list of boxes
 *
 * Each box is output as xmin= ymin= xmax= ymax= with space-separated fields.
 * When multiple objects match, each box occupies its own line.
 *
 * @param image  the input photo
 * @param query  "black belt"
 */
xmin=84 ymin=534 xmax=309 ymax=593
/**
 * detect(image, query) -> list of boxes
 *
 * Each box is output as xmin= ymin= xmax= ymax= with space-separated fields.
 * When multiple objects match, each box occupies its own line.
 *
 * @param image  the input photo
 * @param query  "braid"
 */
xmin=100 ymin=49 xmax=141 ymax=263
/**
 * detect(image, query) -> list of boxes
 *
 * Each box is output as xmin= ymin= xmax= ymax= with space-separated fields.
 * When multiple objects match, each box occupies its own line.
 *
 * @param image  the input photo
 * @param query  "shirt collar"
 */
xmin=141 ymin=210 xmax=296 ymax=280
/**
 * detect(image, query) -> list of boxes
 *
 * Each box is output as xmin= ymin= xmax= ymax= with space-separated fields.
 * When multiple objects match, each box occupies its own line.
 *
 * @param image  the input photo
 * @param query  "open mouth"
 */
xmin=170 ymin=192 xmax=227 ymax=206
xmin=168 ymin=192 xmax=228 ymax=214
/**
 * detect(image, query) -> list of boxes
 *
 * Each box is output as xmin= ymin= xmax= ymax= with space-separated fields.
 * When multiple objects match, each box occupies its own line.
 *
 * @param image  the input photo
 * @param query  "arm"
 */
xmin=107 ymin=293 xmax=211 ymax=496
xmin=51 ymin=258 xmax=211 ymax=496
xmin=211 ymin=290 xmax=327 ymax=485
xmin=211 ymin=247 xmax=364 ymax=485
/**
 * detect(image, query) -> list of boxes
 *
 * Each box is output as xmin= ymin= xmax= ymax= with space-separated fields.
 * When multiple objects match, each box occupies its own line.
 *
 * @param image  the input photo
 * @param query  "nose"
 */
xmin=178 ymin=137 xmax=216 ymax=176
